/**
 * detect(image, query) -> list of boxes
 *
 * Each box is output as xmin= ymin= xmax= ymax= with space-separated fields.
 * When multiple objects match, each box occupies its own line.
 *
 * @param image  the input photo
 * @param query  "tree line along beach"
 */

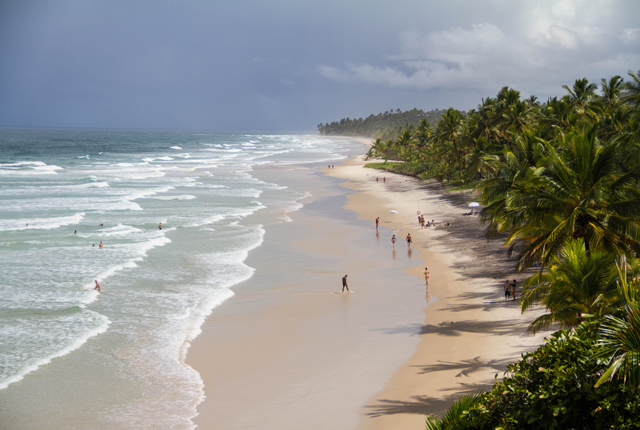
xmin=2 ymin=70 xmax=640 ymax=429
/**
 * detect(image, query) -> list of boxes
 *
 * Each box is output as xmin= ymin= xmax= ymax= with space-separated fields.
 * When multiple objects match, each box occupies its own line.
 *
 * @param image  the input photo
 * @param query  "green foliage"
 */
xmin=520 ymin=240 xmax=621 ymax=333
xmin=427 ymin=322 xmax=640 ymax=429
xmin=317 ymin=108 xmax=446 ymax=141
xmin=336 ymin=71 xmax=640 ymax=194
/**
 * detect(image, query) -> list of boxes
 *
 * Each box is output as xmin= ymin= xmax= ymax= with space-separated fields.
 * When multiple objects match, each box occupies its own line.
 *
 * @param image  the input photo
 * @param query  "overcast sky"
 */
xmin=1 ymin=0 xmax=638 ymax=131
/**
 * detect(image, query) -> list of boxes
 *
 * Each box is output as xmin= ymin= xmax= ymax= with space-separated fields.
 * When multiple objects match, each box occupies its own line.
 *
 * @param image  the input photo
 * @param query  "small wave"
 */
xmin=0 ymin=212 xmax=85 ymax=232
xmin=93 ymin=234 xmax=173 ymax=282
xmin=123 ymin=186 xmax=175 ymax=202
xmin=98 ymin=223 xmax=144 ymax=237
xmin=170 ymin=146 xmax=182 ymax=150
xmin=79 ymin=181 xmax=110 ymax=188
xmin=151 ymin=194 xmax=196 ymax=201
xmin=0 ymin=311 xmax=110 ymax=390
xmin=0 ymin=161 xmax=63 ymax=175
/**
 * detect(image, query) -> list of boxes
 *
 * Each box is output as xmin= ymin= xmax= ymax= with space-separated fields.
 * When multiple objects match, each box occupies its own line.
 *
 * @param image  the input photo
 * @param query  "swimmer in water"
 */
xmin=158 ymin=222 xmax=162 ymax=230
xmin=94 ymin=280 xmax=101 ymax=292
xmin=99 ymin=242 xmax=103 ymax=249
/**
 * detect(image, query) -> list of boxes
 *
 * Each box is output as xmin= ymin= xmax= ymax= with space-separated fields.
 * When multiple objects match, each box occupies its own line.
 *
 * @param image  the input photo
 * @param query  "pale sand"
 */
xmin=327 ymin=155 xmax=551 ymax=429
xmin=188 ymin=141 xmax=550 ymax=429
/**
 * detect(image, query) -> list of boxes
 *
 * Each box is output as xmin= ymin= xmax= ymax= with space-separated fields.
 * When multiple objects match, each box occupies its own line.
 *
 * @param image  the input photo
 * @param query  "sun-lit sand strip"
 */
xmin=325 ymin=151 xmax=551 ymax=429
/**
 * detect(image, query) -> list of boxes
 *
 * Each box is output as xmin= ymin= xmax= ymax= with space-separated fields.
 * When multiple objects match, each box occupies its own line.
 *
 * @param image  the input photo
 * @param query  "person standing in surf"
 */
xmin=94 ymin=280 xmax=101 ymax=292
xmin=341 ymin=274 xmax=349 ymax=293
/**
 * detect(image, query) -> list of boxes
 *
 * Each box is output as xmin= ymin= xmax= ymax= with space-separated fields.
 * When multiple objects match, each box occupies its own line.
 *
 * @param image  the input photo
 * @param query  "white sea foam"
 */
xmin=0 ymin=212 xmax=85 ymax=231
xmin=79 ymin=181 xmax=110 ymax=188
xmin=0 ymin=130 xmax=358 ymax=428
xmin=0 ymin=311 xmax=110 ymax=390
xmin=151 ymin=194 xmax=196 ymax=201
xmin=123 ymin=185 xmax=175 ymax=201
xmin=98 ymin=223 xmax=144 ymax=237
xmin=0 ymin=161 xmax=63 ymax=175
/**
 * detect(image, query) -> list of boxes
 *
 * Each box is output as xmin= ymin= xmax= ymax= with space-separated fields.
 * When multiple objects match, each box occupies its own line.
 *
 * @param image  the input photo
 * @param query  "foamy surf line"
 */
xmin=0 ymin=312 xmax=110 ymax=390
xmin=0 ymin=212 xmax=85 ymax=231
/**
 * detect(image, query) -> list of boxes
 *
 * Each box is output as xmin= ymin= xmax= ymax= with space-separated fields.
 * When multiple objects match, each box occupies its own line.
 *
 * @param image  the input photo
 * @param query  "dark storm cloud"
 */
xmin=0 ymin=1 xmax=638 ymax=130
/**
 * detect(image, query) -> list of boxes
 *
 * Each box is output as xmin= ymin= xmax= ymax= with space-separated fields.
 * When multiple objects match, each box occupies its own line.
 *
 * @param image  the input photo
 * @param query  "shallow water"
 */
xmin=0 ymin=128 xmax=357 ymax=429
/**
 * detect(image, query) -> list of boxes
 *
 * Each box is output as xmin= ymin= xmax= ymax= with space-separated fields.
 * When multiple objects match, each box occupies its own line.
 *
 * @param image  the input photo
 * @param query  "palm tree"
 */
xmin=594 ymin=256 xmax=640 ymax=389
xmin=595 ymin=305 xmax=640 ymax=389
xmin=434 ymin=108 xmax=465 ymax=179
xmin=622 ymin=69 xmax=640 ymax=108
xmin=600 ymin=75 xmax=624 ymax=111
xmin=481 ymin=123 xmax=640 ymax=271
xmin=562 ymin=78 xmax=599 ymax=120
xmin=520 ymin=240 xmax=620 ymax=333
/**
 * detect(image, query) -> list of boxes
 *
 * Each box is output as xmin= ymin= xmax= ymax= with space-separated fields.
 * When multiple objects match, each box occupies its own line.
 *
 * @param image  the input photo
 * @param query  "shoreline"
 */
xmin=187 ymin=140 xmax=551 ymax=429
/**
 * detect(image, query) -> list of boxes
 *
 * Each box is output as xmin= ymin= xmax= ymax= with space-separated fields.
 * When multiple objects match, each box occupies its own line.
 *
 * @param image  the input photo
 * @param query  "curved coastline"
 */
xmin=187 ymin=139 xmax=552 ymax=429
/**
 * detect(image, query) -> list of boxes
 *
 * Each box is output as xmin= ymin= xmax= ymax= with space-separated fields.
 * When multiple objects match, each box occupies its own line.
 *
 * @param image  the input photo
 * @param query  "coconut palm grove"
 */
xmin=320 ymin=70 xmax=640 ymax=429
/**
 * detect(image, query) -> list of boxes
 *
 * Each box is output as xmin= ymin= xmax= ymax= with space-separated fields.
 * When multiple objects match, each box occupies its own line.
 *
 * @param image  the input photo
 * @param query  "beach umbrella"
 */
xmin=389 ymin=209 xmax=398 ymax=221
xmin=468 ymin=202 xmax=480 ymax=207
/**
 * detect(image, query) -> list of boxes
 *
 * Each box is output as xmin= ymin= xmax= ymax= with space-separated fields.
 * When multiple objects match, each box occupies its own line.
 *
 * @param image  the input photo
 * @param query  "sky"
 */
xmin=0 ymin=0 xmax=639 ymax=131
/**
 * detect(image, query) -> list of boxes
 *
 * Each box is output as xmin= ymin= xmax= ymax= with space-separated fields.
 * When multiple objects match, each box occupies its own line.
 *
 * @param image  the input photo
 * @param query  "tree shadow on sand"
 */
xmin=413 ymin=356 xmax=510 ymax=377
xmin=419 ymin=319 xmax=525 ymax=337
xmin=364 ymin=382 xmax=494 ymax=418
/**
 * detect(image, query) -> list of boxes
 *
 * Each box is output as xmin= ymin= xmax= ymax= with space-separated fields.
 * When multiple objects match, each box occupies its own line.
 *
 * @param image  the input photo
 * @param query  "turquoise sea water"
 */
xmin=0 ymin=128 xmax=357 ymax=429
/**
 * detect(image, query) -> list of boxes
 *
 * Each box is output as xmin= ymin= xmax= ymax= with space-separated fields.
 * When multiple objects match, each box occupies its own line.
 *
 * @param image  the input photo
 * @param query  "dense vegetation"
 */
xmin=426 ymin=321 xmax=640 ymax=430
xmin=317 ymin=108 xmax=447 ymax=141
xmin=346 ymin=70 xmax=640 ymax=428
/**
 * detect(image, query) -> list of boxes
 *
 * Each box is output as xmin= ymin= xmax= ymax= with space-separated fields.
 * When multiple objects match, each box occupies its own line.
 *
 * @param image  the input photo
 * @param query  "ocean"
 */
xmin=0 ymin=128 xmax=359 ymax=429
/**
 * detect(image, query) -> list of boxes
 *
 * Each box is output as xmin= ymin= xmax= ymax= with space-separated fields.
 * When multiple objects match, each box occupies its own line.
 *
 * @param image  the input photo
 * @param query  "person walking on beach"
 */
xmin=94 ymin=280 xmax=101 ymax=292
xmin=341 ymin=274 xmax=349 ymax=293
xmin=391 ymin=234 xmax=396 ymax=248
xmin=424 ymin=267 xmax=429 ymax=285
xmin=375 ymin=217 xmax=379 ymax=229
xmin=511 ymin=279 xmax=517 ymax=300
xmin=504 ymin=280 xmax=511 ymax=299
xmin=406 ymin=233 xmax=412 ymax=248
xmin=383 ymin=177 xmax=386 ymax=183
xmin=158 ymin=222 xmax=162 ymax=230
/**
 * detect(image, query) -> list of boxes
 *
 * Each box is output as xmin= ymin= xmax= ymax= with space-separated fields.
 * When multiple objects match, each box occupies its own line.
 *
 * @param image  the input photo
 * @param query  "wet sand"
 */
xmin=187 ymin=142 xmax=550 ymax=429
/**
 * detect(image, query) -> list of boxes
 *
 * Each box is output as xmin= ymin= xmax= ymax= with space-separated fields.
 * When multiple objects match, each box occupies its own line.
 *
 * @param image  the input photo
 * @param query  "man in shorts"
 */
xmin=342 ymin=274 xmax=349 ymax=293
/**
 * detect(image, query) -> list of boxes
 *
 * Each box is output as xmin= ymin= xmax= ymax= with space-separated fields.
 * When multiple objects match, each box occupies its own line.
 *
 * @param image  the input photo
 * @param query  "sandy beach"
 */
xmin=187 ymin=141 xmax=551 ymax=430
